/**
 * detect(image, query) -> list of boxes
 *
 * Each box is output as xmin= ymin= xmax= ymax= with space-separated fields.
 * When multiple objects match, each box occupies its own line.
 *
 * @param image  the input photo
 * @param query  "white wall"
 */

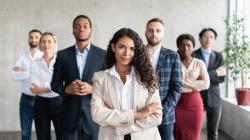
xmin=0 ymin=0 xmax=228 ymax=130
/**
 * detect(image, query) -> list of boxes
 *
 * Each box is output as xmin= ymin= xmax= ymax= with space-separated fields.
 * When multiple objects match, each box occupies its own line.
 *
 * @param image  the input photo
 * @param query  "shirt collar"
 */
xmin=75 ymin=43 xmax=91 ymax=55
xmin=105 ymin=65 xmax=135 ymax=80
xmin=201 ymin=47 xmax=212 ymax=54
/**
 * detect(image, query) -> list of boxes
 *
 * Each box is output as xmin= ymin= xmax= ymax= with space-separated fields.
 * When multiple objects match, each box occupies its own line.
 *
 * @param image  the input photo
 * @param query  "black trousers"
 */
xmin=124 ymin=134 xmax=131 ymax=140
xmin=206 ymin=106 xmax=222 ymax=140
xmin=34 ymin=96 xmax=62 ymax=140
xmin=61 ymin=110 xmax=98 ymax=140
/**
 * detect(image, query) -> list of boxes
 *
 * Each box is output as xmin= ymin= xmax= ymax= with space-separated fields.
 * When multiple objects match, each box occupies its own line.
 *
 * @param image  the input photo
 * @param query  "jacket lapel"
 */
xmin=208 ymin=51 xmax=215 ymax=69
xmin=195 ymin=48 xmax=205 ymax=62
xmin=107 ymin=75 xmax=120 ymax=110
xmin=69 ymin=46 xmax=80 ymax=79
xmin=156 ymin=47 xmax=165 ymax=70
xmin=82 ymin=44 xmax=95 ymax=80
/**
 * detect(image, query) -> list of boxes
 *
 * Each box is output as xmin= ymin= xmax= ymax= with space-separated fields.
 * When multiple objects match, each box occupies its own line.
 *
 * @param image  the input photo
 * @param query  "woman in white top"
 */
xmin=173 ymin=34 xmax=210 ymax=140
xmin=30 ymin=32 xmax=62 ymax=140
xmin=91 ymin=28 xmax=162 ymax=140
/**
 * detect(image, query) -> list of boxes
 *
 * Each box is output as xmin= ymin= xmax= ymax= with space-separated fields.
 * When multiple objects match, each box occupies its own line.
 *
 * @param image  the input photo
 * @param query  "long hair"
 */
xmin=103 ymin=28 xmax=159 ymax=92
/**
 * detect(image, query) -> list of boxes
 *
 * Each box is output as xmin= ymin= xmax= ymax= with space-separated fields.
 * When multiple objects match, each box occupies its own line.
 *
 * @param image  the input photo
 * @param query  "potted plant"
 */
xmin=224 ymin=15 xmax=250 ymax=105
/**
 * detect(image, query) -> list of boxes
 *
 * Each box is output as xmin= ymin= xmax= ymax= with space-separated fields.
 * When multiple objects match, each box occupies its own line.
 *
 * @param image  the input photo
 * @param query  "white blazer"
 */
xmin=91 ymin=70 xmax=162 ymax=140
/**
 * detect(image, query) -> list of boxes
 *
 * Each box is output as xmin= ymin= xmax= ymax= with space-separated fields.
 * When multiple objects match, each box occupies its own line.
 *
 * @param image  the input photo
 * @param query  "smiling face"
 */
xmin=145 ymin=21 xmax=164 ymax=47
xmin=39 ymin=34 xmax=56 ymax=55
xmin=73 ymin=17 xmax=92 ymax=42
xmin=112 ymin=36 xmax=135 ymax=68
xmin=28 ymin=32 xmax=41 ymax=48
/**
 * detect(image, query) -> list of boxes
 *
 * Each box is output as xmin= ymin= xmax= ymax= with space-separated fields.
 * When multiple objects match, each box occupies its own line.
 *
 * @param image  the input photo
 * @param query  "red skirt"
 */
xmin=174 ymin=91 xmax=204 ymax=140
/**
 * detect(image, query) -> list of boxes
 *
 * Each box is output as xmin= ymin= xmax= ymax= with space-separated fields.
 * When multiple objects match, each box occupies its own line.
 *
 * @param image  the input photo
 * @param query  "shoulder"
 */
xmin=91 ymin=44 xmax=106 ymax=55
xmin=160 ymin=47 xmax=179 ymax=58
xmin=93 ymin=70 xmax=109 ymax=83
xmin=193 ymin=58 xmax=206 ymax=68
xmin=213 ymin=50 xmax=223 ymax=56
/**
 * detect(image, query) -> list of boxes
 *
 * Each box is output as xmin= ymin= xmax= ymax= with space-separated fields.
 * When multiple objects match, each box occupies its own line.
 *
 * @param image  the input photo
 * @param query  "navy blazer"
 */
xmin=51 ymin=45 xmax=106 ymax=134
xmin=157 ymin=47 xmax=183 ymax=125
xmin=194 ymin=48 xmax=225 ymax=108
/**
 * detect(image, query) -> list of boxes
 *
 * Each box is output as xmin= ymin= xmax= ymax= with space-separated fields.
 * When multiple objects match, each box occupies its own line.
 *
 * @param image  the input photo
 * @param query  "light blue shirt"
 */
xmin=201 ymin=47 xmax=212 ymax=67
xmin=75 ymin=44 xmax=90 ymax=79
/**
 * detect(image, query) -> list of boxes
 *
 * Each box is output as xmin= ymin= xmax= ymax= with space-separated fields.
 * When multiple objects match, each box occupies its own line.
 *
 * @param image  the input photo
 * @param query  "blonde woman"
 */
xmin=30 ymin=32 xmax=61 ymax=140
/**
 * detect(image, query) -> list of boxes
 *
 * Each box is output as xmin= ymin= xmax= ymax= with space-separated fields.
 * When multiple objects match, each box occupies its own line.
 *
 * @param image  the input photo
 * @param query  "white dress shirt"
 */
xmin=30 ymin=56 xmax=59 ymax=98
xmin=11 ymin=50 xmax=43 ymax=96
xmin=75 ymin=44 xmax=90 ymax=79
xmin=105 ymin=66 xmax=135 ymax=111
xmin=147 ymin=44 xmax=162 ymax=70
xmin=181 ymin=58 xmax=210 ymax=93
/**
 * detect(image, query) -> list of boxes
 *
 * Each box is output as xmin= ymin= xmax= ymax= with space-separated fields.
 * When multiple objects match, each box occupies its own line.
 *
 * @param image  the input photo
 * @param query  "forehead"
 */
xmin=41 ymin=35 xmax=53 ymax=40
xmin=29 ymin=32 xmax=41 ymax=37
xmin=116 ymin=36 xmax=134 ymax=46
xmin=74 ymin=18 xmax=90 ymax=26
xmin=203 ymin=30 xmax=215 ymax=37
xmin=146 ymin=21 xmax=163 ymax=29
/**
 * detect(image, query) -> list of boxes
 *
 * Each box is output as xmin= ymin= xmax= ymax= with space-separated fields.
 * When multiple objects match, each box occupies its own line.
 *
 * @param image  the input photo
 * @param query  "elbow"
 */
xmin=204 ymin=81 xmax=210 ymax=90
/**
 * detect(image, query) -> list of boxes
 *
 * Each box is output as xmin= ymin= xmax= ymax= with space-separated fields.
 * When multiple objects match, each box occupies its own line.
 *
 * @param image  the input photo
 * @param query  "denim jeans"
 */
xmin=158 ymin=123 xmax=174 ymax=140
xmin=19 ymin=93 xmax=35 ymax=140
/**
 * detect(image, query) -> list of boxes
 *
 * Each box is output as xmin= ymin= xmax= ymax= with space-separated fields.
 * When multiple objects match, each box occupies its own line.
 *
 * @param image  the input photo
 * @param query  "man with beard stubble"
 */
xmin=145 ymin=18 xmax=183 ymax=140
xmin=11 ymin=29 xmax=43 ymax=140
xmin=51 ymin=15 xmax=106 ymax=140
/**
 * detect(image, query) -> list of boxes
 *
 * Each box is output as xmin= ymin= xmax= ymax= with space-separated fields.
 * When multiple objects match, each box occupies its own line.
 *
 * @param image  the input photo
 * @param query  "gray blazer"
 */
xmin=194 ymin=48 xmax=225 ymax=108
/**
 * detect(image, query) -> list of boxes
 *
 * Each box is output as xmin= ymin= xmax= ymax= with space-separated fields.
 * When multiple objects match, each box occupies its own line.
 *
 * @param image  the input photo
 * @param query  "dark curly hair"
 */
xmin=103 ymin=28 xmax=159 ymax=92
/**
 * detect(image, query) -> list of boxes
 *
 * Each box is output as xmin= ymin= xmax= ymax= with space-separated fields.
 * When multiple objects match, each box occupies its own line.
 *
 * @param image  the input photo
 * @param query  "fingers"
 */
xmin=69 ymin=80 xmax=92 ymax=96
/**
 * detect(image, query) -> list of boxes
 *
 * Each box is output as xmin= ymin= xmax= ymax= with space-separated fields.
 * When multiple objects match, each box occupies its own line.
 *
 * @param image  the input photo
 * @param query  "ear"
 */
xmin=111 ymin=44 xmax=115 ymax=52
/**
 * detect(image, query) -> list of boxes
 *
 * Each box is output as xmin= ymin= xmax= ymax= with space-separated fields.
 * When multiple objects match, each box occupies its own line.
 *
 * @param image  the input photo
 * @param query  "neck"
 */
xmin=146 ymin=44 xmax=160 ymax=55
xmin=181 ymin=56 xmax=193 ymax=68
xmin=115 ymin=64 xmax=131 ymax=77
xmin=76 ymin=41 xmax=89 ymax=53
xmin=29 ymin=47 xmax=39 ymax=56
xmin=44 ymin=53 xmax=54 ymax=65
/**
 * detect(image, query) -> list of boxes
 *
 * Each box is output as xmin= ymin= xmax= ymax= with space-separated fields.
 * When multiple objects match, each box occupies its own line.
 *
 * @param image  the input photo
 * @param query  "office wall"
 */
xmin=0 ymin=0 xmax=227 ymax=130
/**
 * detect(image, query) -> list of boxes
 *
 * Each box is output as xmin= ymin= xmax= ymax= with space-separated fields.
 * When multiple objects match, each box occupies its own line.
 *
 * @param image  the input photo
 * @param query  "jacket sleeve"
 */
xmin=115 ymin=90 xmax=162 ymax=135
xmin=50 ymin=52 xmax=66 ymax=95
xmin=162 ymin=54 xmax=183 ymax=110
xmin=91 ymin=73 xmax=135 ymax=127
xmin=208 ymin=53 xmax=225 ymax=84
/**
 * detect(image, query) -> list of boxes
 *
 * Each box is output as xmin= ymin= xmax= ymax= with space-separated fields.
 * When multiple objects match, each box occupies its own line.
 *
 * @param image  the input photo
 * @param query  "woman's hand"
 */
xmin=30 ymin=84 xmax=50 ymax=94
xmin=134 ymin=103 xmax=162 ymax=120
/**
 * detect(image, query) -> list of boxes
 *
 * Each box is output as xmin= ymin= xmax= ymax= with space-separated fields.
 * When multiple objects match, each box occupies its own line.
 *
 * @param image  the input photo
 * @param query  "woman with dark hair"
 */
xmin=91 ymin=28 xmax=162 ymax=140
xmin=174 ymin=34 xmax=210 ymax=140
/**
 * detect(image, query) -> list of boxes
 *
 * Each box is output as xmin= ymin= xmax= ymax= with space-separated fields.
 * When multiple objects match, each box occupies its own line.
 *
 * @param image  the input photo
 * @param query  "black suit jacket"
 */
xmin=51 ymin=44 xmax=106 ymax=134
xmin=194 ymin=48 xmax=225 ymax=108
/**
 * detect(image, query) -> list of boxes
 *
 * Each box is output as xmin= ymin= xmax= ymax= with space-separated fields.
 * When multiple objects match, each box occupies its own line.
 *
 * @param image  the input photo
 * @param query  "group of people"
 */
xmin=11 ymin=15 xmax=226 ymax=140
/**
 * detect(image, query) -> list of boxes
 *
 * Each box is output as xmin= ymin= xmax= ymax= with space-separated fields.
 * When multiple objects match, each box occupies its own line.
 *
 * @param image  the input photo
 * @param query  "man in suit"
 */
xmin=51 ymin=15 xmax=106 ymax=140
xmin=194 ymin=28 xmax=226 ymax=140
xmin=144 ymin=18 xmax=183 ymax=140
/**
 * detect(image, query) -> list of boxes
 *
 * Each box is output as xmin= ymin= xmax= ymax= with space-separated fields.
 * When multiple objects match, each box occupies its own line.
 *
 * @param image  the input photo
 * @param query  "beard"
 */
xmin=75 ymin=33 xmax=91 ymax=42
xmin=146 ymin=37 xmax=161 ymax=46
xmin=29 ymin=42 xmax=38 ymax=48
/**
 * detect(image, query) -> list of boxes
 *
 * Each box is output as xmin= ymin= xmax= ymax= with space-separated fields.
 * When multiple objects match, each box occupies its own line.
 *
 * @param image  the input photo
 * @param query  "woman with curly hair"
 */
xmin=91 ymin=28 xmax=162 ymax=140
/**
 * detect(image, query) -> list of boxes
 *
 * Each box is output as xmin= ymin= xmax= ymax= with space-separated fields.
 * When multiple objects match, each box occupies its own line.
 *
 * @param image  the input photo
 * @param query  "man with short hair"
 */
xmin=145 ymin=18 xmax=183 ymax=140
xmin=51 ymin=15 xmax=106 ymax=140
xmin=11 ymin=29 xmax=43 ymax=140
xmin=194 ymin=28 xmax=226 ymax=140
